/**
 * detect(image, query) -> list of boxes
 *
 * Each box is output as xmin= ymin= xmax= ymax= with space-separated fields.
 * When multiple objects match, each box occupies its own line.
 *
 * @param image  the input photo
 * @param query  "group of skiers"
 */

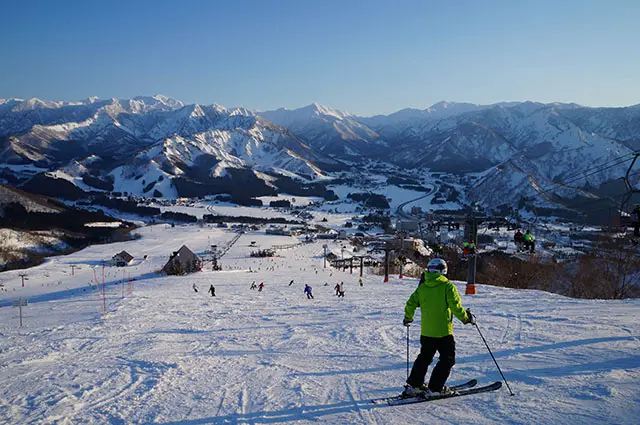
xmin=190 ymin=253 xmax=475 ymax=398
xmin=458 ymin=227 xmax=538 ymax=257
xmin=240 ymin=278 xmax=358 ymax=299
xmin=513 ymin=229 xmax=535 ymax=253
xmin=249 ymin=281 xmax=265 ymax=291
xmin=192 ymin=283 xmax=216 ymax=297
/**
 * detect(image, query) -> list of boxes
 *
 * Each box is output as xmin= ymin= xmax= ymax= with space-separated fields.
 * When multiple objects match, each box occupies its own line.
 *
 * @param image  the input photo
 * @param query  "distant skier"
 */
xmin=359 ymin=278 xmax=363 ymax=287
xmin=208 ymin=285 xmax=216 ymax=297
xmin=192 ymin=283 xmax=199 ymax=293
xmin=304 ymin=284 xmax=314 ymax=299
xmin=523 ymin=230 xmax=535 ymax=253
xmin=258 ymin=282 xmax=264 ymax=292
xmin=250 ymin=281 xmax=257 ymax=290
xmin=338 ymin=282 xmax=345 ymax=298
xmin=514 ymin=229 xmax=525 ymax=252
xmin=289 ymin=279 xmax=294 ymax=286
xmin=402 ymin=258 xmax=474 ymax=397
xmin=462 ymin=241 xmax=475 ymax=255
xmin=334 ymin=282 xmax=341 ymax=296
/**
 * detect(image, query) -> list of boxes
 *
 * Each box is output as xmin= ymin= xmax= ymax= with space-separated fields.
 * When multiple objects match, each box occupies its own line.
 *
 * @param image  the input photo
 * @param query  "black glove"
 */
xmin=403 ymin=317 xmax=413 ymax=326
xmin=464 ymin=308 xmax=476 ymax=325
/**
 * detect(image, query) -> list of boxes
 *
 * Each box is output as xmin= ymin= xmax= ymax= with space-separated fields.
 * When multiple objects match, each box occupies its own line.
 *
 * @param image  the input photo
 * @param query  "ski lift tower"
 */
xmin=620 ymin=153 xmax=640 ymax=216
xmin=464 ymin=206 xmax=487 ymax=295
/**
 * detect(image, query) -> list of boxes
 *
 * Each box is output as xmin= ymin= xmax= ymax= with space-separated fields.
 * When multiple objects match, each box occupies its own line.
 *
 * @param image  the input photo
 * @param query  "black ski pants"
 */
xmin=407 ymin=335 xmax=456 ymax=392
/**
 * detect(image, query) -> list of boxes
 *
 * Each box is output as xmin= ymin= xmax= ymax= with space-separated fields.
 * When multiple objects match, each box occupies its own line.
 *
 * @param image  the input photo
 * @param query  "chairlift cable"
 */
xmin=535 ymin=154 xmax=635 ymax=195
xmin=525 ymin=155 xmax=639 ymax=212
xmin=537 ymin=152 xmax=636 ymax=190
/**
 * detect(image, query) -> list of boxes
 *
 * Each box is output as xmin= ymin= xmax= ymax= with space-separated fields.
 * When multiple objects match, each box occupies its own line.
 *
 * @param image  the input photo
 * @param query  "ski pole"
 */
xmin=406 ymin=324 xmax=410 ymax=381
xmin=474 ymin=322 xmax=515 ymax=396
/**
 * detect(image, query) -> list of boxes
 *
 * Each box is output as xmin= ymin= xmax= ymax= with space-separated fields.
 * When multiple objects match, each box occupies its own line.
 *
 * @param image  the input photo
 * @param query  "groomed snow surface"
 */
xmin=0 ymin=225 xmax=638 ymax=425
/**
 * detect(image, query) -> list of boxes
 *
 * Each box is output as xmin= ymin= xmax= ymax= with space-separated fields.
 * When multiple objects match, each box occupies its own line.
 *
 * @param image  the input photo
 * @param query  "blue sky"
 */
xmin=1 ymin=0 xmax=639 ymax=115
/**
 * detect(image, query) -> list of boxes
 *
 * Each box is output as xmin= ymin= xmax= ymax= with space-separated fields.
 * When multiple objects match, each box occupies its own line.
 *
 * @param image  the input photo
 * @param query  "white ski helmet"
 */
xmin=427 ymin=258 xmax=448 ymax=275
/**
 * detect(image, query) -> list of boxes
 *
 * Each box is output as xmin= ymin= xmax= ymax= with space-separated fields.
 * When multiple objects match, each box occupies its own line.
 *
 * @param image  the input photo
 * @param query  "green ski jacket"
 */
xmin=404 ymin=272 xmax=469 ymax=337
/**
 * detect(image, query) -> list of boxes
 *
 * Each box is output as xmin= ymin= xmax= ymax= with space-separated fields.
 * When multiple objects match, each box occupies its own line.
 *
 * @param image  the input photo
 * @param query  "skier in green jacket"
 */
xmin=523 ymin=230 xmax=535 ymax=253
xmin=402 ymin=258 xmax=474 ymax=396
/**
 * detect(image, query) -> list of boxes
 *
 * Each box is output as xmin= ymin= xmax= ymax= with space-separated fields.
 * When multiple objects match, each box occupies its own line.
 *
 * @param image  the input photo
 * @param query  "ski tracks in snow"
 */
xmin=2 ymin=229 xmax=639 ymax=424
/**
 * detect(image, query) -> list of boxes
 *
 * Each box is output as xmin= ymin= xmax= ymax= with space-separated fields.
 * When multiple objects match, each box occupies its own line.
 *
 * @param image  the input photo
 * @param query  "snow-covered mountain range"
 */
xmin=259 ymin=100 xmax=640 ymax=213
xmin=0 ymin=96 xmax=343 ymax=199
xmin=1 ymin=95 xmax=639 ymax=213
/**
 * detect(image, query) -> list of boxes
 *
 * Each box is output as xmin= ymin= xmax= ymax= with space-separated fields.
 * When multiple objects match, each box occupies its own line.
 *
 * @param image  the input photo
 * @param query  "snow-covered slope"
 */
xmin=0 ymin=224 xmax=638 ymax=424
xmin=110 ymin=124 xmax=328 ymax=198
xmin=0 ymin=183 xmax=63 ymax=214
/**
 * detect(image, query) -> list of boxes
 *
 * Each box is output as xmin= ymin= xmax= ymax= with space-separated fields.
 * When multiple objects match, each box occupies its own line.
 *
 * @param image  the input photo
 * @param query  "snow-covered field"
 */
xmin=0 ymin=225 xmax=638 ymax=424
xmin=0 ymin=229 xmax=70 ymax=267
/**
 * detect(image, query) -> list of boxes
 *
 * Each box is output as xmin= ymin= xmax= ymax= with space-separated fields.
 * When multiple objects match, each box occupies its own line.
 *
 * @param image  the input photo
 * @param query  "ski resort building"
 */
xmin=396 ymin=220 xmax=420 ymax=232
xmin=316 ymin=230 xmax=338 ymax=239
xmin=111 ymin=251 xmax=134 ymax=267
xmin=163 ymin=245 xmax=202 ymax=275
xmin=265 ymin=226 xmax=292 ymax=236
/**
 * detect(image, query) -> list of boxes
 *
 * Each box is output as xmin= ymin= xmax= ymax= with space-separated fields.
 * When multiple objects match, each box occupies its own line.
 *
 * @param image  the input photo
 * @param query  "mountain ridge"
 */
xmin=1 ymin=95 xmax=639 ymax=216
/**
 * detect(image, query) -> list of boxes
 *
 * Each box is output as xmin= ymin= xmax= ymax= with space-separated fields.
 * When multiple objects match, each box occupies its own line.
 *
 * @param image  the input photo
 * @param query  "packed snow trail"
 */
xmin=0 ymin=225 xmax=638 ymax=424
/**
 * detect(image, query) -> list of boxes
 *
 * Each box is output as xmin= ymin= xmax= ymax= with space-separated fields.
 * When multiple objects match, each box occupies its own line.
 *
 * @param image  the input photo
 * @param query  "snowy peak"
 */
xmin=305 ymin=102 xmax=352 ymax=120
xmin=84 ymin=96 xmax=100 ymax=104
xmin=258 ymin=103 xmax=380 ymax=156
xmin=259 ymin=103 xmax=352 ymax=127
xmin=425 ymin=100 xmax=482 ymax=116
xmin=12 ymin=97 xmax=63 ymax=111
xmin=130 ymin=94 xmax=185 ymax=112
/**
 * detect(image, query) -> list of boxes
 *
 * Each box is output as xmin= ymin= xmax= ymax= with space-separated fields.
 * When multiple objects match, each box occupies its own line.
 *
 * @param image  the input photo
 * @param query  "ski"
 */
xmin=371 ymin=379 xmax=477 ymax=405
xmin=387 ymin=381 xmax=502 ymax=406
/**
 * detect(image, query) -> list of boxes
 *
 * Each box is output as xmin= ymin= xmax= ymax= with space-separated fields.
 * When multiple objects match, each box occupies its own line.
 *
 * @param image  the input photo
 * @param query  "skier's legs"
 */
xmin=407 ymin=336 xmax=438 ymax=387
xmin=427 ymin=335 xmax=456 ymax=392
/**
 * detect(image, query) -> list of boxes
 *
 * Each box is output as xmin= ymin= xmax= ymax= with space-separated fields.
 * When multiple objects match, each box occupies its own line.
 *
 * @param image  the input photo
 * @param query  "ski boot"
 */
xmin=402 ymin=383 xmax=429 ymax=397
